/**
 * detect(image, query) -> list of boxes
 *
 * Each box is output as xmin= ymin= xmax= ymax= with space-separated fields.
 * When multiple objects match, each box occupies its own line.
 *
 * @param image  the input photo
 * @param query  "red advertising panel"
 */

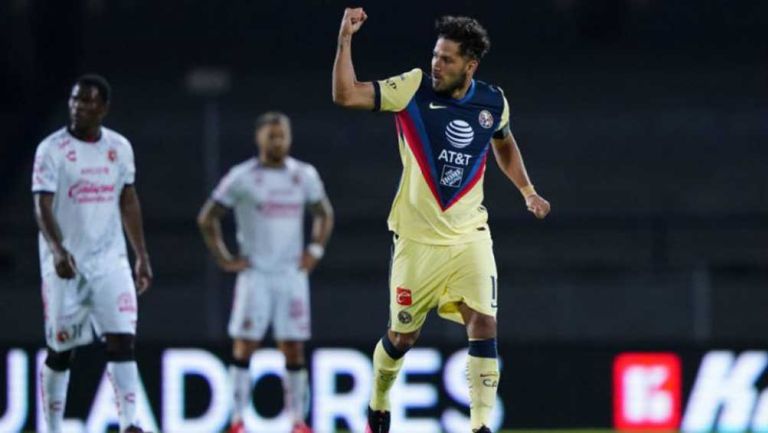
xmin=614 ymin=353 xmax=682 ymax=431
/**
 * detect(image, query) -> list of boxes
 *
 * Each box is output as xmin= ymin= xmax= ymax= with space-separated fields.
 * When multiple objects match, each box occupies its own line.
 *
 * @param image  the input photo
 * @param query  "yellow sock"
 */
xmin=369 ymin=337 xmax=405 ymax=411
xmin=467 ymin=339 xmax=500 ymax=431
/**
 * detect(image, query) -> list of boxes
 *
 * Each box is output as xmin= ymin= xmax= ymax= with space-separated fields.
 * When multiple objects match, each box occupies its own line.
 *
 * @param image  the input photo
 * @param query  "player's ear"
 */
xmin=465 ymin=58 xmax=479 ymax=75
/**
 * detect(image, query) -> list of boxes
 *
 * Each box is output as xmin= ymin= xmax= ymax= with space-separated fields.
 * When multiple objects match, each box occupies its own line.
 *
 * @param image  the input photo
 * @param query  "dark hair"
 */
xmin=255 ymin=111 xmax=291 ymax=131
xmin=74 ymin=74 xmax=112 ymax=103
xmin=435 ymin=16 xmax=491 ymax=60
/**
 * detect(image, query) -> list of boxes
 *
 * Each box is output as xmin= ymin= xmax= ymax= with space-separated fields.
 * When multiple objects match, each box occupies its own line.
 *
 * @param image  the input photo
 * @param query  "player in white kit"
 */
xmin=32 ymin=75 xmax=153 ymax=433
xmin=197 ymin=111 xmax=334 ymax=433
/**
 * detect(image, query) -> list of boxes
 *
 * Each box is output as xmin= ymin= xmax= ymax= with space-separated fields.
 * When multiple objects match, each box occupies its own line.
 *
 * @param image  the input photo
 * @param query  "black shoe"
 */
xmin=365 ymin=406 xmax=391 ymax=433
xmin=124 ymin=426 xmax=146 ymax=433
xmin=472 ymin=426 xmax=492 ymax=433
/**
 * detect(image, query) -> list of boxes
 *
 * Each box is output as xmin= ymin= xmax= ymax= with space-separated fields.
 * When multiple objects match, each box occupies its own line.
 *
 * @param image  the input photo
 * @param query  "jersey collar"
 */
xmin=453 ymin=79 xmax=476 ymax=104
xmin=66 ymin=126 xmax=103 ymax=144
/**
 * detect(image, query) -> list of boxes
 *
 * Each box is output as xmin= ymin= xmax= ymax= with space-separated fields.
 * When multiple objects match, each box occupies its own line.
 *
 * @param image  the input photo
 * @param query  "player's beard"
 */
xmin=265 ymin=148 xmax=287 ymax=165
xmin=433 ymin=71 xmax=467 ymax=97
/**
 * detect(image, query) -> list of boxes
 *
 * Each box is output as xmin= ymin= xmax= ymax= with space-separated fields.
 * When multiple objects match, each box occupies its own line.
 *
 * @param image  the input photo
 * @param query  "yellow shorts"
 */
xmin=388 ymin=235 xmax=498 ymax=333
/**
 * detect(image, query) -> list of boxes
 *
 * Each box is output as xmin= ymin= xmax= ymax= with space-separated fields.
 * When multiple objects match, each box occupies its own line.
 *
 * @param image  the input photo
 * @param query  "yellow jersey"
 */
xmin=373 ymin=68 xmax=510 ymax=245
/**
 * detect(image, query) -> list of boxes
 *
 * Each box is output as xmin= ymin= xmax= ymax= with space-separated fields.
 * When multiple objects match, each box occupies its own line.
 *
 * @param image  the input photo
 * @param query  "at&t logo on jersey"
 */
xmin=445 ymin=120 xmax=474 ymax=149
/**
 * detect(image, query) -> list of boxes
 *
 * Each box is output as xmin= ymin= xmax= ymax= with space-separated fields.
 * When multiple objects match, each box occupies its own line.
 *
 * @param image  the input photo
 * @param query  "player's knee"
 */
xmin=232 ymin=339 xmax=260 ymax=362
xmin=280 ymin=341 xmax=305 ymax=366
xmin=104 ymin=333 xmax=136 ymax=362
xmin=387 ymin=330 xmax=419 ymax=353
xmin=45 ymin=347 xmax=75 ymax=372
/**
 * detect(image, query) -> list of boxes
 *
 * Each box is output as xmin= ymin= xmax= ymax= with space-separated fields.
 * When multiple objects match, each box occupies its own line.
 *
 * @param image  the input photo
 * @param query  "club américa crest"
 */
xmin=478 ymin=110 xmax=494 ymax=129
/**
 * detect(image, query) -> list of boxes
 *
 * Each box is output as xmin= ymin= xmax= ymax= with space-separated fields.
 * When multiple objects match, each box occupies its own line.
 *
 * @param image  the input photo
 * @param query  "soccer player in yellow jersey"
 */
xmin=332 ymin=7 xmax=551 ymax=433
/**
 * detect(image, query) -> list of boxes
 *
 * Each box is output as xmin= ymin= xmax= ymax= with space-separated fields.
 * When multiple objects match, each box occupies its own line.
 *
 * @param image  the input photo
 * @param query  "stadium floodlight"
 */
xmin=185 ymin=67 xmax=231 ymax=97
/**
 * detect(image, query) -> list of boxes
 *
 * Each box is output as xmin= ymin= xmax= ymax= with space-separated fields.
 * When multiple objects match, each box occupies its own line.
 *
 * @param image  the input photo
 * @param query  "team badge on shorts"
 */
xmin=117 ymin=292 xmax=137 ymax=313
xmin=397 ymin=310 xmax=412 ymax=324
xmin=396 ymin=287 xmax=412 ymax=306
xmin=479 ymin=110 xmax=494 ymax=129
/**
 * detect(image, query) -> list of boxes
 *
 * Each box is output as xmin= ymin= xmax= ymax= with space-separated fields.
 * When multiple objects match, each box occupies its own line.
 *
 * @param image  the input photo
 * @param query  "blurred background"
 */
xmin=0 ymin=0 xmax=766 ymax=431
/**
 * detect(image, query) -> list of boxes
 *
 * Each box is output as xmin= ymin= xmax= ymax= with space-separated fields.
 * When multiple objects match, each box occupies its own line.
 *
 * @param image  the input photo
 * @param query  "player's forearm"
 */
xmin=33 ymin=193 xmax=66 ymax=254
xmin=198 ymin=217 xmax=236 ymax=264
xmin=197 ymin=200 xmax=239 ymax=265
xmin=493 ymin=136 xmax=534 ymax=190
xmin=310 ymin=199 xmax=335 ymax=247
xmin=120 ymin=189 xmax=150 ymax=259
xmin=332 ymin=35 xmax=358 ymax=105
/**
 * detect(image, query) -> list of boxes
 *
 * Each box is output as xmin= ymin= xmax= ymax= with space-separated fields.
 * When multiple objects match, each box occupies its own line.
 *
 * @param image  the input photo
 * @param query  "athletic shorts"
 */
xmin=228 ymin=268 xmax=311 ymax=341
xmin=41 ymin=260 xmax=137 ymax=352
xmin=389 ymin=235 xmax=498 ymax=333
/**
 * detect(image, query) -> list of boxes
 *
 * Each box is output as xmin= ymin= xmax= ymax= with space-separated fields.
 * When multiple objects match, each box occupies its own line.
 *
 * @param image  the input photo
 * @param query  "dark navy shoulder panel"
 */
xmin=471 ymin=80 xmax=506 ymax=113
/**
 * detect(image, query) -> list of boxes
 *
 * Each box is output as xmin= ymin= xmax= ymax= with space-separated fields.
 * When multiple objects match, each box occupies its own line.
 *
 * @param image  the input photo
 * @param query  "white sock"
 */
xmin=229 ymin=365 xmax=251 ymax=424
xmin=41 ymin=365 xmax=70 ymax=433
xmin=285 ymin=368 xmax=309 ymax=423
xmin=107 ymin=361 xmax=140 ymax=431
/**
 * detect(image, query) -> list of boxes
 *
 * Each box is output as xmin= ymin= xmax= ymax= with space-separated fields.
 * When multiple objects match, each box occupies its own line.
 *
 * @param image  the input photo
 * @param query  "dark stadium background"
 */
xmin=0 ymin=1 xmax=766 ymax=432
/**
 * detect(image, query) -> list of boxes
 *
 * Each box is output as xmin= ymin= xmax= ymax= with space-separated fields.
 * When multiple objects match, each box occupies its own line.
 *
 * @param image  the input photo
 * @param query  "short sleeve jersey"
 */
xmin=373 ymin=68 xmax=510 ymax=245
xmin=211 ymin=157 xmax=326 ymax=271
xmin=32 ymin=127 xmax=136 ymax=277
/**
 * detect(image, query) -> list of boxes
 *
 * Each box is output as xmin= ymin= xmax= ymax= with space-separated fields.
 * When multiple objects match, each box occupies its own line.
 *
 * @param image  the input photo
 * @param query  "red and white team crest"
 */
xmin=117 ymin=292 xmax=137 ymax=313
xmin=478 ymin=110 xmax=494 ymax=129
xmin=107 ymin=148 xmax=118 ymax=163
xmin=289 ymin=298 xmax=305 ymax=318
xmin=66 ymin=149 xmax=77 ymax=162
xmin=56 ymin=330 xmax=70 ymax=343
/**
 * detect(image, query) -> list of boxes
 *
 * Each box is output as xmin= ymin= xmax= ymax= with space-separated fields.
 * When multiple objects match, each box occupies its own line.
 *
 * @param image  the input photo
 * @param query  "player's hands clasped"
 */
xmin=339 ymin=7 xmax=367 ymax=38
xmin=217 ymin=256 xmax=250 ymax=273
xmin=134 ymin=255 xmax=153 ymax=295
xmin=526 ymin=194 xmax=551 ymax=219
xmin=53 ymin=247 xmax=77 ymax=279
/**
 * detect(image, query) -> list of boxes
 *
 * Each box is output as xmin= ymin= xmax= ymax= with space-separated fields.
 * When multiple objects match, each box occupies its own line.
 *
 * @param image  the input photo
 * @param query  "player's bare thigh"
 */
xmin=458 ymin=302 xmax=497 ymax=340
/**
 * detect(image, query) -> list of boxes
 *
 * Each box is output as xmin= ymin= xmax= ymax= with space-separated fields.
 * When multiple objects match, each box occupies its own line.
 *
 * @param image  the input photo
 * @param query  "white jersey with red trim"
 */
xmin=212 ymin=157 xmax=326 ymax=272
xmin=32 ymin=127 xmax=136 ymax=278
